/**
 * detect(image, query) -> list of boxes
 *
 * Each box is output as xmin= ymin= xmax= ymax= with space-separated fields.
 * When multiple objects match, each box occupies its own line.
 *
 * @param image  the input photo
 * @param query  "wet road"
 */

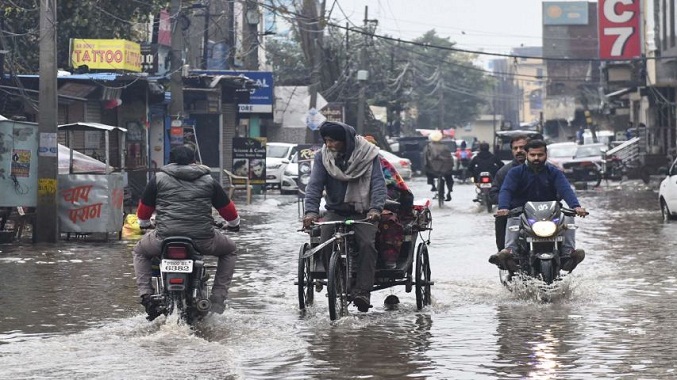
xmin=1 ymin=177 xmax=676 ymax=379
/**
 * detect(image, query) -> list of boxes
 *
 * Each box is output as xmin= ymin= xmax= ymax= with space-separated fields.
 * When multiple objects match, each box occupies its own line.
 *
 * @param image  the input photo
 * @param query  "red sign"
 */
xmin=158 ymin=10 xmax=171 ymax=47
xmin=598 ymin=0 xmax=641 ymax=60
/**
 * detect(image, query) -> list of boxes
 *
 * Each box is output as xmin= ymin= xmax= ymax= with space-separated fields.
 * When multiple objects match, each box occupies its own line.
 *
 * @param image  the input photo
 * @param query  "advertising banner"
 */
xmin=232 ymin=137 xmax=267 ymax=185
xmin=598 ymin=0 xmax=641 ymax=60
xmin=296 ymin=144 xmax=322 ymax=194
xmin=70 ymin=39 xmax=142 ymax=72
xmin=0 ymin=120 xmax=38 ymax=207
xmin=58 ymin=173 xmax=124 ymax=233
xmin=543 ymin=2 xmax=589 ymax=25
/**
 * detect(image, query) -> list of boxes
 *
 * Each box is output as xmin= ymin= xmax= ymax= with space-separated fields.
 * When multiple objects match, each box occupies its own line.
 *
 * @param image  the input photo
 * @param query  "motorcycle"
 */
xmin=148 ymin=237 xmax=214 ymax=325
xmin=473 ymin=171 xmax=493 ymax=213
xmin=499 ymin=201 xmax=585 ymax=287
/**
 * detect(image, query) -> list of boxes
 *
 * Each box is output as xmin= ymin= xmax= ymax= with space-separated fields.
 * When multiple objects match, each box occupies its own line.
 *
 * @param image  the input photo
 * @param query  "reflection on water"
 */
xmin=2 ymin=181 xmax=677 ymax=378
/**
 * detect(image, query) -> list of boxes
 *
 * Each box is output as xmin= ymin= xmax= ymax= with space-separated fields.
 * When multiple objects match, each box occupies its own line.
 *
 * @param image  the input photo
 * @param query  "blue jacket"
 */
xmin=498 ymin=163 xmax=581 ymax=210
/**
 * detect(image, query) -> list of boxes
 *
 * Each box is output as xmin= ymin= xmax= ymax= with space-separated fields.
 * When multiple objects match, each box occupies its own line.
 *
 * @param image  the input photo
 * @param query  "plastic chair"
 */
xmin=223 ymin=169 xmax=252 ymax=205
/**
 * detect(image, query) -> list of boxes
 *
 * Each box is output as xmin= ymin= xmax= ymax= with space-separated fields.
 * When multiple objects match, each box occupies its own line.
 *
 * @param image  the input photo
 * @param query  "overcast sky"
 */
xmin=332 ymin=0 xmax=550 ymax=58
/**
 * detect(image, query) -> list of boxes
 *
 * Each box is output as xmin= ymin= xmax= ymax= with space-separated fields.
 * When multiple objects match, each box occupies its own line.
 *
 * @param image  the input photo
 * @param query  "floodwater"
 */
xmin=1 ymin=176 xmax=676 ymax=379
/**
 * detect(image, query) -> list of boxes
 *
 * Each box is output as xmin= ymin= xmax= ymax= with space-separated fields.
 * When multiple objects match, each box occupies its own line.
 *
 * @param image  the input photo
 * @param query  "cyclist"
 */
xmin=423 ymin=130 xmax=454 ymax=201
xmin=302 ymin=122 xmax=385 ymax=313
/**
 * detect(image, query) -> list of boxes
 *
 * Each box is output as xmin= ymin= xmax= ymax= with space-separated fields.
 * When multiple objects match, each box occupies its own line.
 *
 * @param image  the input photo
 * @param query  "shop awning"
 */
xmin=58 ymin=122 xmax=127 ymax=133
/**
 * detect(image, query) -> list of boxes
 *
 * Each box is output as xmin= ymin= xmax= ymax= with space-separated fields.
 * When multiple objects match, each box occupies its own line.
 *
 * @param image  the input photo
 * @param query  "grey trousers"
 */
xmin=133 ymin=229 xmax=237 ymax=299
xmin=321 ymin=211 xmax=379 ymax=294
xmin=504 ymin=216 xmax=575 ymax=256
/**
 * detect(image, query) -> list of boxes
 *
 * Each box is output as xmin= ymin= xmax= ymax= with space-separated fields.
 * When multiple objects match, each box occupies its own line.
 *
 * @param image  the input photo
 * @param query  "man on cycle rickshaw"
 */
xmin=302 ymin=121 xmax=385 ymax=313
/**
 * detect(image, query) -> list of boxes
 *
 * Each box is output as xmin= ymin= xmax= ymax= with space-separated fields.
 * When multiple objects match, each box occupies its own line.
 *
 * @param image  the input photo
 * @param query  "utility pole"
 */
xmin=438 ymin=75 xmax=444 ymax=130
xmin=202 ymin=0 xmax=210 ymax=69
xmin=299 ymin=0 xmax=322 ymax=143
xmin=169 ymin=0 xmax=184 ymax=118
xmin=356 ymin=6 xmax=368 ymax=136
xmin=243 ymin=1 xmax=260 ymax=70
xmin=226 ymin=0 xmax=235 ymax=68
xmin=35 ymin=0 xmax=58 ymax=243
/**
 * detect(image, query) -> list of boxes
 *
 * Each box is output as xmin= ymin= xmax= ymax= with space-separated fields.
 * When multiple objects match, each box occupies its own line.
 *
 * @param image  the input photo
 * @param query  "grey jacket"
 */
xmin=489 ymin=159 xmax=520 ymax=205
xmin=154 ymin=164 xmax=217 ymax=239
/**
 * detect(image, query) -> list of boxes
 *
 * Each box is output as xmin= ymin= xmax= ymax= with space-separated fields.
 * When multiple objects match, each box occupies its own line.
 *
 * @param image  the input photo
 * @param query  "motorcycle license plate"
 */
xmin=161 ymin=259 xmax=193 ymax=273
xmin=563 ymin=168 xmax=573 ymax=173
xmin=526 ymin=236 xmax=564 ymax=242
xmin=479 ymin=183 xmax=492 ymax=188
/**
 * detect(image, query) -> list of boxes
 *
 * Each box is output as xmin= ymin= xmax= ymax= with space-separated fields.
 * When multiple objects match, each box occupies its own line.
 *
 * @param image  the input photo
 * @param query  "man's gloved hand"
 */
xmin=303 ymin=213 xmax=319 ymax=229
xmin=574 ymin=207 xmax=588 ymax=217
xmin=366 ymin=209 xmax=381 ymax=222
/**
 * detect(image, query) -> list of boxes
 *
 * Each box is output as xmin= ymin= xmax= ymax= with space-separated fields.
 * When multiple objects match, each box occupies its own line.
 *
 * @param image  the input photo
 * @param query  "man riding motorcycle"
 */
xmin=489 ymin=135 xmax=528 ymax=250
xmin=132 ymin=145 xmax=240 ymax=320
xmin=489 ymin=139 xmax=586 ymax=273
xmin=469 ymin=142 xmax=504 ymax=184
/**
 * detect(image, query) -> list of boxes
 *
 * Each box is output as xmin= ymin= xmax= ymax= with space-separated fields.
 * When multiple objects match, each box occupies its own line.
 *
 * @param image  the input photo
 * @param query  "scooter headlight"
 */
xmin=531 ymin=221 xmax=557 ymax=237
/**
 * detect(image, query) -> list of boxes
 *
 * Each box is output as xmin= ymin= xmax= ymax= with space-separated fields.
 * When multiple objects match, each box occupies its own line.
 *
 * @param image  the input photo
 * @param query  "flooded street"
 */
xmin=2 ymin=177 xmax=677 ymax=379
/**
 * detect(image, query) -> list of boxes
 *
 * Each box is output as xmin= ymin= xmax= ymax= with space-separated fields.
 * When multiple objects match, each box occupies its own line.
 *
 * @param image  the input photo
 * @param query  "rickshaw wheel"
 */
xmin=297 ymin=243 xmax=314 ymax=309
xmin=415 ymin=243 xmax=432 ymax=310
xmin=327 ymin=250 xmax=348 ymax=321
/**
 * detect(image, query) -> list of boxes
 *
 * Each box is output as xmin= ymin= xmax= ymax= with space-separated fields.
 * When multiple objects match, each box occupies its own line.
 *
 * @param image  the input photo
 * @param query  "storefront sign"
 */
xmin=598 ymin=0 xmax=641 ymax=60
xmin=232 ymin=137 xmax=267 ymax=185
xmin=58 ymin=174 xmax=124 ymax=233
xmin=70 ymin=39 xmax=142 ymax=72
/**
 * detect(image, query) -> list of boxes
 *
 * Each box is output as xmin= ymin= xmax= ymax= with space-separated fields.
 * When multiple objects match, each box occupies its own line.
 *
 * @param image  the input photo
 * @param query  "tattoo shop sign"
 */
xmin=58 ymin=174 xmax=124 ymax=233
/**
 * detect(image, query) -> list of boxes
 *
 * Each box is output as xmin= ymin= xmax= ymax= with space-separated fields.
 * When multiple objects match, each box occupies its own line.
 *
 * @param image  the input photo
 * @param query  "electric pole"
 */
xmin=35 ymin=0 xmax=58 ymax=243
xmin=169 ymin=0 xmax=185 ymax=118
xmin=243 ymin=1 xmax=259 ymax=70
xmin=356 ymin=6 xmax=369 ymax=136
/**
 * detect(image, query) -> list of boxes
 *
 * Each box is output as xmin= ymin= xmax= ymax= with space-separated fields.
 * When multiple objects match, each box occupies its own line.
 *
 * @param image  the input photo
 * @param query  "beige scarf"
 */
xmin=322 ymin=135 xmax=380 ymax=213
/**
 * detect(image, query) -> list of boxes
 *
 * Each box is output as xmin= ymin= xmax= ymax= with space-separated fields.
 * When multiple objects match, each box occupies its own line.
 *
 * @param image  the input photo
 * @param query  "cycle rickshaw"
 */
xmin=296 ymin=199 xmax=434 ymax=320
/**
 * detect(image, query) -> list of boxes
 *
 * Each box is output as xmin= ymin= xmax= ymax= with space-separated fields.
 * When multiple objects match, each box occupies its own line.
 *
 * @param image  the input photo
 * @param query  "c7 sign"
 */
xmin=598 ymin=0 xmax=641 ymax=60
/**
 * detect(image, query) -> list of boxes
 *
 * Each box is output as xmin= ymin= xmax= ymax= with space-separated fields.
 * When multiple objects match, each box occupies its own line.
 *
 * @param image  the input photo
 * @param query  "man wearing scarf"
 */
xmin=302 ymin=122 xmax=386 ymax=312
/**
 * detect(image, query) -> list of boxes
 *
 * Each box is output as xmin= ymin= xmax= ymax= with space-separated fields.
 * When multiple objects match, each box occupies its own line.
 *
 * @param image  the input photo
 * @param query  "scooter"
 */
xmin=473 ymin=171 xmax=493 ymax=213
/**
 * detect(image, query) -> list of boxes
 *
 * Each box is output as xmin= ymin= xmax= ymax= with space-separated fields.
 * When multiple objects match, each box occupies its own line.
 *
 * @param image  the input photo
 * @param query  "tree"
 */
xmin=1 ymin=0 xmax=166 ymax=74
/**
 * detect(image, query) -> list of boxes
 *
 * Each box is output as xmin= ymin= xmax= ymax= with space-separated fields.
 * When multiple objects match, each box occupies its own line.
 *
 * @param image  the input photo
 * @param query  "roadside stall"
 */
xmin=0 ymin=118 xmax=39 ymax=242
xmin=58 ymin=122 xmax=126 ymax=239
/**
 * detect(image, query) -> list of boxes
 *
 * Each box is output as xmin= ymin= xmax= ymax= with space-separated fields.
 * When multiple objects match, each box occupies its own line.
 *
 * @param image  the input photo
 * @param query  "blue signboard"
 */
xmin=543 ymin=1 xmax=589 ymax=25
xmin=196 ymin=70 xmax=273 ymax=114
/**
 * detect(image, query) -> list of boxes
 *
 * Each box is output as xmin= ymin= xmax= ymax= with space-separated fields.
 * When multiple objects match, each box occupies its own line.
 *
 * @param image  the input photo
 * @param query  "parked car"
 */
xmin=281 ymin=152 xmax=301 ymax=195
xmin=547 ymin=142 xmax=607 ymax=186
xmin=659 ymin=157 xmax=677 ymax=221
xmin=266 ymin=142 xmax=297 ymax=189
xmin=379 ymin=150 xmax=413 ymax=180
xmin=547 ymin=142 xmax=607 ymax=171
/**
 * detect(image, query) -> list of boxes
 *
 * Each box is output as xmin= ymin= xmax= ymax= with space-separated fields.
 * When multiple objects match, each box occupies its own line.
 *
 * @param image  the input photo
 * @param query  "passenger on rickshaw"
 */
xmin=302 ymin=122 xmax=386 ymax=313
xmin=364 ymin=135 xmax=414 ymax=270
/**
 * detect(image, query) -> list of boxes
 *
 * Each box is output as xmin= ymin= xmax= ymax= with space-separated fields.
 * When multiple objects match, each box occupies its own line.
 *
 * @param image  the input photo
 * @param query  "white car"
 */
xmin=379 ymin=150 xmax=413 ymax=180
xmin=659 ymin=157 xmax=677 ymax=221
xmin=266 ymin=142 xmax=297 ymax=189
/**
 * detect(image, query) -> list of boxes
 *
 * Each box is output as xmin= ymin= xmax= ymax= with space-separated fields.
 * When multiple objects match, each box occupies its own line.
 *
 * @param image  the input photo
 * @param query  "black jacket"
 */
xmin=469 ymin=151 xmax=504 ymax=182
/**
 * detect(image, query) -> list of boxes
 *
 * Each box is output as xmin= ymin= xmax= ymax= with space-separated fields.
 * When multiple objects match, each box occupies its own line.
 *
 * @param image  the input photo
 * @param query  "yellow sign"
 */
xmin=38 ymin=178 xmax=57 ymax=196
xmin=70 ymin=39 xmax=141 ymax=72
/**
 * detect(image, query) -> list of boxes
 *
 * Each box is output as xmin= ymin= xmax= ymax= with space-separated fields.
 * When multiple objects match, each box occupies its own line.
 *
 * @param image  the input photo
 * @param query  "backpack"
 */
xmin=376 ymin=210 xmax=404 ymax=264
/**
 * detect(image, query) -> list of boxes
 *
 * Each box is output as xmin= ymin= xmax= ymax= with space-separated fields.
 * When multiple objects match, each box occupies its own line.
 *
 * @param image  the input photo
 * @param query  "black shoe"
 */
xmin=489 ymin=249 xmax=518 ymax=272
xmin=430 ymin=186 xmax=437 ymax=192
xmin=353 ymin=293 xmax=372 ymax=313
xmin=562 ymin=249 xmax=585 ymax=272
xmin=209 ymin=294 xmax=226 ymax=314
xmin=445 ymin=193 xmax=452 ymax=202
xmin=140 ymin=294 xmax=163 ymax=321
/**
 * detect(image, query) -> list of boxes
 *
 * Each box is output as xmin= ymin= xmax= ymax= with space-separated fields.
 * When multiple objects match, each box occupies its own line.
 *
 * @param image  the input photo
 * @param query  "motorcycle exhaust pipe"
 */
xmin=196 ymin=298 xmax=211 ymax=312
